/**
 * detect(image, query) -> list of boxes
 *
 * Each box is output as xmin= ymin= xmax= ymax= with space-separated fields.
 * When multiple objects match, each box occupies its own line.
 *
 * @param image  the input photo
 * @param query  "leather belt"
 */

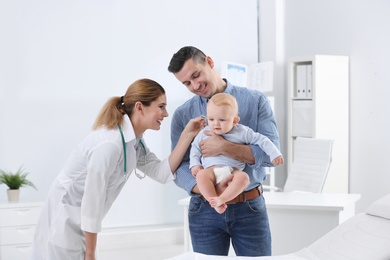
xmin=200 ymin=185 xmax=263 ymax=204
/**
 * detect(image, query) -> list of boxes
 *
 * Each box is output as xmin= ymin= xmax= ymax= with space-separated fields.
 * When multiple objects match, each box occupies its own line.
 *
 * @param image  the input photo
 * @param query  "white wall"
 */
xmin=0 ymin=0 xmax=258 ymax=227
xmin=259 ymin=0 xmax=390 ymax=213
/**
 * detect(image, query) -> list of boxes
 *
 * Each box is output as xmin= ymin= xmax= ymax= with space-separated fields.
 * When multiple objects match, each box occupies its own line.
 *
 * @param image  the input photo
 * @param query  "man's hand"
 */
xmin=199 ymin=130 xmax=227 ymax=157
xmin=200 ymin=130 xmax=255 ymax=164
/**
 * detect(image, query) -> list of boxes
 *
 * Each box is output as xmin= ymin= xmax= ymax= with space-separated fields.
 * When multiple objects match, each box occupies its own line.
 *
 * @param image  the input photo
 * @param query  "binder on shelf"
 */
xmin=294 ymin=64 xmax=313 ymax=98
xmin=295 ymin=65 xmax=307 ymax=98
xmin=306 ymin=64 xmax=313 ymax=98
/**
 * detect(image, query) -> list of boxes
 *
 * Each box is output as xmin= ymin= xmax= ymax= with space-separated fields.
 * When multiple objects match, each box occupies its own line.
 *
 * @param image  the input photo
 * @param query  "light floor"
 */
xmin=99 ymin=243 xmax=185 ymax=260
xmin=98 ymin=223 xmax=185 ymax=260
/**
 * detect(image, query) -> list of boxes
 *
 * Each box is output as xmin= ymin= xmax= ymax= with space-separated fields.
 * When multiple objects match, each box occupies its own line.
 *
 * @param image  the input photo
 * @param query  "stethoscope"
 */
xmin=118 ymin=124 xmax=146 ymax=179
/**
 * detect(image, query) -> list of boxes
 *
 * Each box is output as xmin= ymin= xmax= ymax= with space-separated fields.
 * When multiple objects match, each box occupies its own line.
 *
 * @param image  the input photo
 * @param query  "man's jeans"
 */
xmin=188 ymin=195 xmax=272 ymax=256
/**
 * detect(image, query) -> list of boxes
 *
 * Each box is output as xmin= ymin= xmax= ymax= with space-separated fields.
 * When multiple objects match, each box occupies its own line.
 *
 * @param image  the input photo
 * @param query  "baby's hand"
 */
xmin=272 ymin=156 xmax=284 ymax=166
xmin=191 ymin=165 xmax=203 ymax=177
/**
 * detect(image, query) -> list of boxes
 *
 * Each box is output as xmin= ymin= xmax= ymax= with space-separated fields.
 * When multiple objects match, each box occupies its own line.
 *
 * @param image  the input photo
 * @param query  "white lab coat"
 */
xmin=30 ymin=116 xmax=174 ymax=260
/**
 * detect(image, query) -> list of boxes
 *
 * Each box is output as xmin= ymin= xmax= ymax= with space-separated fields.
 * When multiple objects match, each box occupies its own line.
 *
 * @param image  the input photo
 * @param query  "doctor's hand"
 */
xmin=182 ymin=116 xmax=206 ymax=139
xmin=84 ymin=252 xmax=95 ymax=260
xmin=199 ymin=130 xmax=227 ymax=157
xmin=84 ymin=231 xmax=97 ymax=260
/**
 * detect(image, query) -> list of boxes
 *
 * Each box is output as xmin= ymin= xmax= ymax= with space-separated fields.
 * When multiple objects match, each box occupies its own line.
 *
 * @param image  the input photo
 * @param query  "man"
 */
xmin=168 ymin=46 xmax=280 ymax=256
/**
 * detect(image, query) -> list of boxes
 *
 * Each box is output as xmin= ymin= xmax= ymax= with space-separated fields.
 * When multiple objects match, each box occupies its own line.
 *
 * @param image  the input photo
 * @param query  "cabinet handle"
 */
xmin=14 ymin=209 xmax=32 ymax=215
xmin=16 ymin=226 xmax=33 ymax=233
xmin=16 ymin=245 xmax=32 ymax=252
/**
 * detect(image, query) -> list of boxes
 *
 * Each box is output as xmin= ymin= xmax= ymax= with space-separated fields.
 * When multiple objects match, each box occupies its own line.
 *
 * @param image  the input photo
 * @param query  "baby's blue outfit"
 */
xmin=189 ymin=124 xmax=282 ymax=171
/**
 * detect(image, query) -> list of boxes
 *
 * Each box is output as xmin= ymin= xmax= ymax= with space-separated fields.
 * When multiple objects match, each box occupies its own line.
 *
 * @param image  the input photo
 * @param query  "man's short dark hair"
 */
xmin=168 ymin=46 xmax=206 ymax=73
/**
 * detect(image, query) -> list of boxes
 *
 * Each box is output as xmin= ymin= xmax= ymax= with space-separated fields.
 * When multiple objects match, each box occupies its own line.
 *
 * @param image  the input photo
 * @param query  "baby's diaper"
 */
xmin=214 ymin=166 xmax=233 ymax=184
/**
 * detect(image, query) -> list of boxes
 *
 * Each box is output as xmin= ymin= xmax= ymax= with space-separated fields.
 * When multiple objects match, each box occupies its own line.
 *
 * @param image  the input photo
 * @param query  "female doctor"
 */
xmin=30 ymin=78 xmax=205 ymax=260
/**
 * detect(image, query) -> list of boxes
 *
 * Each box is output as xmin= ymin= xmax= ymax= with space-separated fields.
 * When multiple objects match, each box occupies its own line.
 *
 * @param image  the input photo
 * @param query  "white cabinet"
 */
xmin=287 ymin=55 xmax=349 ymax=193
xmin=0 ymin=201 xmax=43 ymax=260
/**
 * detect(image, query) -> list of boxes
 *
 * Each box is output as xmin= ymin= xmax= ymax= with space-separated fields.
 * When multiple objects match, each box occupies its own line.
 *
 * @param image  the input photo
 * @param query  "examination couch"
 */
xmin=168 ymin=193 xmax=390 ymax=260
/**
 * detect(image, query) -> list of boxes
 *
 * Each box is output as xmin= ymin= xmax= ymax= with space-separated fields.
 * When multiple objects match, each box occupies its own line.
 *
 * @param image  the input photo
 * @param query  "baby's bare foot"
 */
xmin=209 ymin=197 xmax=223 ymax=208
xmin=209 ymin=197 xmax=227 ymax=214
xmin=214 ymin=204 xmax=227 ymax=214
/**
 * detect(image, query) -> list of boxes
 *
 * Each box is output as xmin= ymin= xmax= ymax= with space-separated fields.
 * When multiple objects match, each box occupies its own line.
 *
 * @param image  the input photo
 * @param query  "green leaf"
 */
xmin=0 ymin=165 xmax=37 ymax=190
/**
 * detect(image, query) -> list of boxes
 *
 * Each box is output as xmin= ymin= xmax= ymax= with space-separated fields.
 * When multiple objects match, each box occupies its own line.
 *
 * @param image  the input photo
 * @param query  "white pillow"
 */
xmin=366 ymin=193 xmax=390 ymax=219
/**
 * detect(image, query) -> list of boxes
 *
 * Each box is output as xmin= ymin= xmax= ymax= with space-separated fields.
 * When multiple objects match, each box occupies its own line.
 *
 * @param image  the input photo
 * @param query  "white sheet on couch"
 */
xmin=308 ymin=213 xmax=390 ymax=260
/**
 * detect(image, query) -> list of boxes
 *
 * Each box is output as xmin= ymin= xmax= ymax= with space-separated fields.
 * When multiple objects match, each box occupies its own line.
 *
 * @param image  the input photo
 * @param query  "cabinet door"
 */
xmin=1 ymin=244 xmax=32 ymax=260
xmin=292 ymin=100 xmax=314 ymax=137
xmin=0 ymin=226 xmax=36 ymax=245
xmin=0 ymin=207 xmax=42 ymax=227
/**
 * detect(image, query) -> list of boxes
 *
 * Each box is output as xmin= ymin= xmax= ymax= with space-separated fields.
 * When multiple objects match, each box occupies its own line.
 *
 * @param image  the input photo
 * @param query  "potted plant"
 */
xmin=0 ymin=165 xmax=37 ymax=202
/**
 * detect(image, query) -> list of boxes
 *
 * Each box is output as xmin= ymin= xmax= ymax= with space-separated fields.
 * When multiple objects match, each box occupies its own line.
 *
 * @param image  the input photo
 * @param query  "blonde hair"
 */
xmin=93 ymin=78 xmax=165 ymax=130
xmin=208 ymin=93 xmax=238 ymax=116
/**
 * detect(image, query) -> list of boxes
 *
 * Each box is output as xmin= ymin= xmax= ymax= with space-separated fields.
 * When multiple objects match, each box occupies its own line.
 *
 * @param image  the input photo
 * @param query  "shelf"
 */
xmin=287 ymin=55 xmax=349 ymax=193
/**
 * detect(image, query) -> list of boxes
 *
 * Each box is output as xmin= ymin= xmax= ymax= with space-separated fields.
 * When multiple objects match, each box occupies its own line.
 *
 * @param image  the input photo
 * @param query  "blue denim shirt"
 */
xmin=170 ymin=80 xmax=280 ymax=195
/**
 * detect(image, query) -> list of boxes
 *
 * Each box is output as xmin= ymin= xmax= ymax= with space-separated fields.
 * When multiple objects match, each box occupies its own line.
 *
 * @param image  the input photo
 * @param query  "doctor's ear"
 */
xmin=135 ymin=101 xmax=143 ymax=113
